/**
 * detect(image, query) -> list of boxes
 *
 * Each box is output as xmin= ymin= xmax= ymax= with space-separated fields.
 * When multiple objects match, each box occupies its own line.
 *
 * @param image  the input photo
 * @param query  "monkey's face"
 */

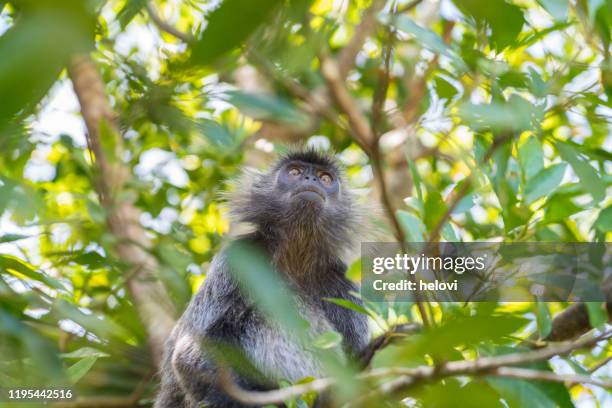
xmin=275 ymin=160 xmax=340 ymax=211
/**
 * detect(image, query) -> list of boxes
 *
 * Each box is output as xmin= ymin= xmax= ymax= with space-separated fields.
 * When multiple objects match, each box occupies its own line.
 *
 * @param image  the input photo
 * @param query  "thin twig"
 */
xmin=337 ymin=0 xmax=388 ymax=77
xmin=146 ymin=2 xmax=194 ymax=43
xmin=320 ymin=55 xmax=374 ymax=154
xmin=426 ymin=132 xmax=513 ymax=244
xmin=491 ymin=367 xmax=612 ymax=389
xmin=320 ymin=48 xmax=431 ymax=327
xmin=589 ymin=356 xmax=612 ymax=373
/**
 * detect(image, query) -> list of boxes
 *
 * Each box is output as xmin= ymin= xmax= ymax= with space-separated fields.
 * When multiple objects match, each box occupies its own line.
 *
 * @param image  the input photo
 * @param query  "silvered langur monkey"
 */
xmin=156 ymin=149 xmax=377 ymax=407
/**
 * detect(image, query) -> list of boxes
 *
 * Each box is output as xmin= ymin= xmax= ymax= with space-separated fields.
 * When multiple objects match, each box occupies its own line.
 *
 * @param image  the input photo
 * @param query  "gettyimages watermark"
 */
xmin=361 ymin=242 xmax=611 ymax=302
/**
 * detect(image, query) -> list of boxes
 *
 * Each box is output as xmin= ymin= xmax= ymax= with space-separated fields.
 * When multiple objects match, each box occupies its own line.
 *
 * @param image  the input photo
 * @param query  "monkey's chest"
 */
xmin=240 ymin=301 xmax=343 ymax=382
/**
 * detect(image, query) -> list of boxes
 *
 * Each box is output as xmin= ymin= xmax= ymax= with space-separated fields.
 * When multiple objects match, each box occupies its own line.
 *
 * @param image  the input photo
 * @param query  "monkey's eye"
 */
xmin=318 ymin=172 xmax=333 ymax=186
xmin=288 ymin=167 xmax=302 ymax=177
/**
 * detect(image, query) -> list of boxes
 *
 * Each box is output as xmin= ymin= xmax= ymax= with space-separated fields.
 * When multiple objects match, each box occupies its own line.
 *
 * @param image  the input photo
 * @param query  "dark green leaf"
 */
xmin=225 ymin=91 xmax=309 ymax=126
xmin=0 ymin=233 xmax=30 ymax=244
xmin=190 ymin=0 xmax=282 ymax=65
xmin=593 ymin=205 xmax=612 ymax=233
xmin=585 ymin=302 xmax=607 ymax=330
xmin=117 ymin=0 xmax=147 ymax=29
xmin=0 ymin=1 xmax=94 ymax=123
xmin=543 ymin=195 xmax=583 ymax=224
xmin=487 ymin=378 xmax=558 ymax=408
xmin=0 ymin=254 xmax=66 ymax=291
xmin=535 ymin=301 xmax=552 ymax=338
xmin=452 ymin=0 xmax=525 ymax=51
xmin=434 ymin=75 xmax=459 ymax=101
xmin=424 ymin=190 xmax=447 ymax=232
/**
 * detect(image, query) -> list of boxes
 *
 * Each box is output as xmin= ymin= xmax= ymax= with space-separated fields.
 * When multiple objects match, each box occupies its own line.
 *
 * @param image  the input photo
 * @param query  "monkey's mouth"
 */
xmin=291 ymin=186 xmax=326 ymax=202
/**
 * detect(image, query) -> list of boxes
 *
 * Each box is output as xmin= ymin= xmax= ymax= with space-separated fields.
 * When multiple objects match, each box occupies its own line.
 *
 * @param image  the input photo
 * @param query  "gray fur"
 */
xmin=155 ymin=149 xmax=369 ymax=408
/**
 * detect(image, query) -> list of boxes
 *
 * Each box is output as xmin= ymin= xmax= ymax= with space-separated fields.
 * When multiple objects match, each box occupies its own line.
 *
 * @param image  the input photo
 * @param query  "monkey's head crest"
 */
xmin=229 ymin=148 xmax=360 ymax=252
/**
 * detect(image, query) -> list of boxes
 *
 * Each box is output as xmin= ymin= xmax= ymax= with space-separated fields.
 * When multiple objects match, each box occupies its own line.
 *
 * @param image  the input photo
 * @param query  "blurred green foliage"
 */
xmin=0 ymin=0 xmax=610 ymax=406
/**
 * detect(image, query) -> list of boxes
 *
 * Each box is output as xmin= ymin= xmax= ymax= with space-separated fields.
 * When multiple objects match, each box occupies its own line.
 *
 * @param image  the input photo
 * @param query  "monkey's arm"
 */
xmin=166 ymin=252 xmax=264 ymax=408
xmin=357 ymin=323 xmax=421 ymax=368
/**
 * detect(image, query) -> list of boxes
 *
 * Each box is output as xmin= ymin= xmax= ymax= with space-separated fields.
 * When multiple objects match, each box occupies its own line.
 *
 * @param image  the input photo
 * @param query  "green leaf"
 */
xmin=452 ymin=0 xmax=526 ymax=51
xmin=593 ymin=205 xmax=612 ymax=233
xmin=452 ymin=193 xmax=475 ymax=214
xmin=225 ymin=91 xmax=309 ymax=126
xmin=588 ymin=0 xmax=606 ymax=20
xmin=518 ymin=136 xmax=544 ymax=180
xmin=528 ymin=67 xmax=548 ymax=98
xmin=408 ymin=160 xmax=424 ymax=204
xmin=424 ymin=190 xmax=447 ymax=232
xmin=197 ymin=119 xmax=235 ymax=147
xmin=556 ymin=142 xmax=605 ymax=203
xmin=226 ymin=242 xmax=308 ymax=335
xmin=385 ymin=14 xmax=455 ymax=59
xmin=585 ymin=302 xmax=607 ymax=330
xmin=61 ymin=347 xmax=110 ymax=359
xmin=441 ymin=223 xmax=459 ymax=241
xmin=0 ymin=1 xmax=94 ymax=123
xmin=0 ymin=254 xmax=66 ymax=291
xmin=190 ymin=0 xmax=282 ymax=65
xmin=384 ymin=313 xmax=529 ymax=364
xmin=117 ymin=0 xmax=147 ymax=29
xmin=514 ymin=20 xmax=573 ymax=49
xmin=434 ymin=75 xmax=459 ymax=101
xmin=524 ymin=163 xmax=567 ymax=204
xmin=487 ymin=378 xmax=559 ymax=408
xmin=459 ymin=95 xmax=543 ymax=133
xmin=312 ymin=331 xmax=343 ymax=349
xmin=52 ymin=299 xmax=129 ymax=340
xmin=397 ymin=210 xmax=426 ymax=242
xmin=536 ymin=301 xmax=552 ymax=338
xmin=450 ymin=181 xmax=475 ymax=214
xmin=0 ymin=233 xmax=31 ymax=244
xmin=543 ymin=195 xmax=583 ymax=224
xmin=323 ymin=298 xmax=375 ymax=319
xmin=70 ymin=251 xmax=108 ymax=269
xmin=67 ymin=356 xmax=98 ymax=383
xmin=86 ymin=199 xmax=106 ymax=224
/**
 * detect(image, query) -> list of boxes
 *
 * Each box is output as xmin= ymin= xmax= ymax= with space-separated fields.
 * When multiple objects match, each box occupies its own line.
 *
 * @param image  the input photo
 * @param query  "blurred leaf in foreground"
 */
xmin=190 ymin=0 xmax=282 ymax=66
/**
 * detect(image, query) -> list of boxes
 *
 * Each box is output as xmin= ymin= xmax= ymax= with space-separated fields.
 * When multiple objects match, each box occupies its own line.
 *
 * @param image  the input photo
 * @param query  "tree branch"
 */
xmin=545 ymin=288 xmax=612 ymax=341
xmin=146 ymin=2 xmax=194 ymax=43
xmin=67 ymin=54 xmax=176 ymax=365
xmin=320 ymin=49 xmax=433 ymax=326
xmin=215 ymin=331 xmax=609 ymax=406
xmin=320 ymin=55 xmax=374 ymax=153
xmin=337 ymin=0 xmax=388 ymax=78
xmin=491 ymin=367 xmax=612 ymax=389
